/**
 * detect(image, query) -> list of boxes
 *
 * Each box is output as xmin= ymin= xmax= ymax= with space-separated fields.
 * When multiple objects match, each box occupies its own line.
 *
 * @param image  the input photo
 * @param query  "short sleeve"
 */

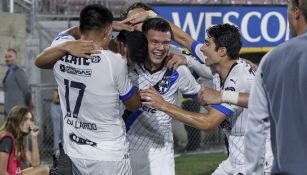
xmin=110 ymin=54 xmax=135 ymax=101
xmin=177 ymin=66 xmax=201 ymax=99
xmin=51 ymin=33 xmax=76 ymax=47
xmin=191 ymin=41 xmax=206 ymax=64
xmin=0 ymin=136 xmax=13 ymax=154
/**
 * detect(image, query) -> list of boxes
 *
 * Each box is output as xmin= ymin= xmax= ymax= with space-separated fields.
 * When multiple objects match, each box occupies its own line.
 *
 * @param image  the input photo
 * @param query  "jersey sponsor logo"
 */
xmin=60 ymin=64 xmax=92 ymax=77
xmin=61 ymin=55 xmax=91 ymax=66
xmin=69 ymin=133 xmax=97 ymax=147
xmin=225 ymin=86 xmax=236 ymax=91
xmin=91 ymin=55 xmax=101 ymax=63
xmin=141 ymin=105 xmax=157 ymax=113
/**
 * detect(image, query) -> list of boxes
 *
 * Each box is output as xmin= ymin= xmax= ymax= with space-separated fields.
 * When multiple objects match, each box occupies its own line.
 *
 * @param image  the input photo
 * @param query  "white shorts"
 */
xmin=212 ymin=158 xmax=246 ymax=175
xmin=130 ymin=150 xmax=175 ymax=175
xmin=70 ymin=155 xmax=132 ymax=175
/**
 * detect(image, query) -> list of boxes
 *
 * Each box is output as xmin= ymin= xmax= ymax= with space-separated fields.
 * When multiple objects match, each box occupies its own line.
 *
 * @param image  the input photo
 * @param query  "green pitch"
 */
xmin=175 ymin=153 xmax=227 ymax=175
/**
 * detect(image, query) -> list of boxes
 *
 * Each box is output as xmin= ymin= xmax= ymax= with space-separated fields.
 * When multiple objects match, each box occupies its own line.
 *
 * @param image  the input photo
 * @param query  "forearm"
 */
xmin=187 ymin=57 xmax=212 ymax=79
xmin=35 ymin=42 xmax=68 ymax=69
xmin=30 ymin=136 xmax=40 ymax=167
xmin=160 ymin=102 xmax=216 ymax=132
xmin=170 ymin=22 xmax=194 ymax=51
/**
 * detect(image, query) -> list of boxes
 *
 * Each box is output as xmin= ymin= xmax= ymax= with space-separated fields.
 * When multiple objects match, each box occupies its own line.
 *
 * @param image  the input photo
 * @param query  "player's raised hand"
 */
xmin=112 ymin=21 xmax=134 ymax=32
xmin=140 ymin=86 xmax=167 ymax=110
xmin=64 ymin=40 xmax=101 ymax=59
xmin=121 ymin=11 xmax=147 ymax=24
xmin=198 ymin=86 xmax=222 ymax=106
xmin=166 ymin=53 xmax=188 ymax=70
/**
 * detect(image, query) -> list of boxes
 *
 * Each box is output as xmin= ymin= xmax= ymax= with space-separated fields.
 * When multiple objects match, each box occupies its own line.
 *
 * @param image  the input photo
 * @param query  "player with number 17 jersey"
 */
xmin=52 ymin=34 xmax=136 ymax=161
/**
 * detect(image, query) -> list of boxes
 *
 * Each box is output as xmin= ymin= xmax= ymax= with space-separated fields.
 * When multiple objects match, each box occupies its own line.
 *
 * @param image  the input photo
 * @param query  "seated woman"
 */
xmin=0 ymin=106 xmax=50 ymax=175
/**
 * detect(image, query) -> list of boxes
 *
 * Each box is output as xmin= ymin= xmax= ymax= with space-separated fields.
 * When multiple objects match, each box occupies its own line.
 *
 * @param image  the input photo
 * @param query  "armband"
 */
xmin=222 ymin=91 xmax=239 ymax=105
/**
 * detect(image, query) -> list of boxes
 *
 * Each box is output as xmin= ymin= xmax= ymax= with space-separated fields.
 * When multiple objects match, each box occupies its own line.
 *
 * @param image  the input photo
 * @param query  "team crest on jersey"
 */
xmin=156 ymin=71 xmax=178 ymax=95
xmin=59 ymin=64 xmax=92 ymax=77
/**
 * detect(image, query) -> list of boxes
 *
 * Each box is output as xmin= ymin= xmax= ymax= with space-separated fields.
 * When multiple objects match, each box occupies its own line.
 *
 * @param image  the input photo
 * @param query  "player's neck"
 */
xmin=216 ymin=59 xmax=237 ymax=81
xmin=81 ymin=35 xmax=108 ymax=50
xmin=144 ymin=59 xmax=164 ymax=73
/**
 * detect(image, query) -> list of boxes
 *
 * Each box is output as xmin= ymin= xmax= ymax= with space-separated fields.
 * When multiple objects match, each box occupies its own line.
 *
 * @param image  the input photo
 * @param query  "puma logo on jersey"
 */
xmin=60 ymin=64 xmax=92 ymax=77
xmin=230 ymin=78 xmax=238 ymax=85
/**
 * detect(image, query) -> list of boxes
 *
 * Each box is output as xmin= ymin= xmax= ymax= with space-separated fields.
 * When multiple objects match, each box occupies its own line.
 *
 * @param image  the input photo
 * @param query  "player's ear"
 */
xmin=218 ymin=47 xmax=227 ymax=57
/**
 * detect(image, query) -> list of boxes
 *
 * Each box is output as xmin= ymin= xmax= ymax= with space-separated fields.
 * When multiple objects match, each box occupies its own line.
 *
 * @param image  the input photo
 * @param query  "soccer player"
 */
xmin=35 ymin=4 xmax=140 ymax=175
xmin=125 ymin=18 xmax=201 ymax=175
xmin=121 ymin=2 xmax=255 ymax=108
xmin=141 ymin=24 xmax=255 ymax=175
xmin=244 ymin=0 xmax=307 ymax=174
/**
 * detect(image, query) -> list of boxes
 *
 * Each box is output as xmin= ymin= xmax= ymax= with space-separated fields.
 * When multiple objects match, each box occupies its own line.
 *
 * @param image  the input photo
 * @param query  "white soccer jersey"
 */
xmin=212 ymin=59 xmax=255 ymax=166
xmin=126 ymin=64 xmax=201 ymax=152
xmin=191 ymin=41 xmax=255 ymax=167
xmin=51 ymin=34 xmax=135 ymax=161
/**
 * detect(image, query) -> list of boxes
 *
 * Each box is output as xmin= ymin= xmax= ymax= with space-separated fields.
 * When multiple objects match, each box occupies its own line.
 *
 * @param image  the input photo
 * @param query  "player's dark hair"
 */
xmin=206 ymin=23 xmax=242 ymax=60
xmin=142 ymin=18 xmax=173 ymax=38
xmin=79 ymin=4 xmax=113 ymax=34
xmin=121 ymin=2 xmax=155 ymax=19
xmin=116 ymin=30 xmax=148 ymax=64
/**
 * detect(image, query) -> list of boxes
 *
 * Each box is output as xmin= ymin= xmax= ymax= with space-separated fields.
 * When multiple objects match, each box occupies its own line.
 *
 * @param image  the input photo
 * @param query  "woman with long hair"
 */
xmin=0 ymin=106 xmax=49 ymax=175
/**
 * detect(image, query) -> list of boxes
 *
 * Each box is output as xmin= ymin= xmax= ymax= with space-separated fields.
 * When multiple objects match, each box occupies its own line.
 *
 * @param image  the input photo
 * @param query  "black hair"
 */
xmin=142 ymin=18 xmax=173 ymax=37
xmin=121 ymin=2 xmax=155 ymax=19
xmin=79 ymin=4 xmax=113 ymax=34
xmin=206 ymin=23 xmax=242 ymax=60
xmin=116 ymin=30 xmax=148 ymax=64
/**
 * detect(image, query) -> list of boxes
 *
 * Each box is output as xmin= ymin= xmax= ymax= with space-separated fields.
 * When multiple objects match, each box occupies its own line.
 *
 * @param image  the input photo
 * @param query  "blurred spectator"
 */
xmin=2 ymin=48 xmax=32 ymax=116
xmin=0 ymin=106 xmax=49 ymax=175
xmin=50 ymin=89 xmax=63 ymax=160
xmin=181 ymin=99 xmax=201 ymax=152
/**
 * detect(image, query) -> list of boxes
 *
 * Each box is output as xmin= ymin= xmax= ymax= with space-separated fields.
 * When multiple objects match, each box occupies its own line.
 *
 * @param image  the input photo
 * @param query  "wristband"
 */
xmin=148 ymin=10 xmax=158 ymax=18
xmin=222 ymin=91 xmax=239 ymax=105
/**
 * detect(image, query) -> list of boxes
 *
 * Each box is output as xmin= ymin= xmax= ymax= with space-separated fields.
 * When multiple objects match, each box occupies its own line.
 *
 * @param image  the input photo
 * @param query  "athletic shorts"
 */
xmin=130 ymin=149 xmax=175 ymax=175
xmin=70 ymin=155 xmax=131 ymax=175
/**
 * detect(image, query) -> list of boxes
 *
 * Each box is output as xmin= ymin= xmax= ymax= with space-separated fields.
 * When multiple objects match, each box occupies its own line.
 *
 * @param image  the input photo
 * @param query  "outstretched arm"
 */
xmin=121 ymin=10 xmax=195 ymax=51
xmin=141 ymin=86 xmax=226 ymax=132
xmin=198 ymin=86 xmax=250 ymax=108
xmin=35 ymin=40 xmax=99 ymax=69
